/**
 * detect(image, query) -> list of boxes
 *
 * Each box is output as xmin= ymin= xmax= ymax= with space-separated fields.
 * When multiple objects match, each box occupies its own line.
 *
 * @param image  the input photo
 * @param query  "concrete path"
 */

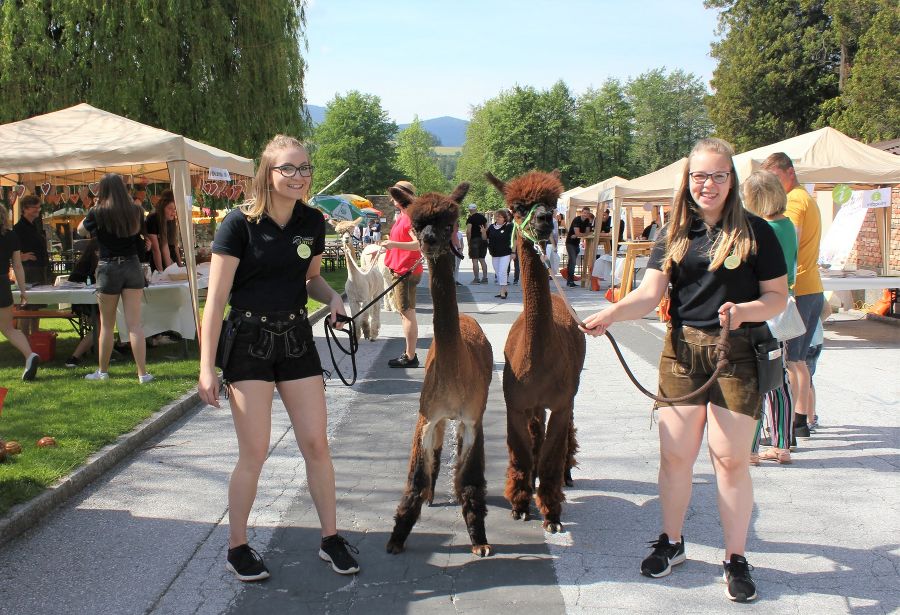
xmin=0 ymin=266 xmax=897 ymax=614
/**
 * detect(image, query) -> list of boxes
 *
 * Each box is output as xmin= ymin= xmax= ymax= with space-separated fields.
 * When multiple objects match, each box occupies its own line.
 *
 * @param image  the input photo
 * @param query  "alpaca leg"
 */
xmin=387 ymin=415 xmax=433 ymax=554
xmin=456 ymin=420 xmax=492 ymax=556
xmin=535 ymin=408 xmax=571 ymax=533
xmin=427 ymin=419 xmax=446 ymax=505
xmin=564 ymin=417 xmax=579 ymax=488
xmin=505 ymin=408 xmax=536 ymax=520
xmin=527 ymin=412 xmax=546 ymax=493
xmin=368 ymin=296 xmax=381 ymax=341
xmin=358 ymin=301 xmax=371 ymax=340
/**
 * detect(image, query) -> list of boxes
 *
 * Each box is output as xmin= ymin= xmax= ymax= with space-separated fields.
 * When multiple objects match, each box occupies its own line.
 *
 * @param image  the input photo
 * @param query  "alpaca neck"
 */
xmin=518 ymin=237 xmax=554 ymax=341
xmin=428 ymin=252 xmax=461 ymax=344
xmin=342 ymin=242 xmax=363 ymax=279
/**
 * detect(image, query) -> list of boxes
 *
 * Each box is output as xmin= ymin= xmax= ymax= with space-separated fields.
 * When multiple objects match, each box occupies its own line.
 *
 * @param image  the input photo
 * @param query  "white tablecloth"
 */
xmin=591 ymin=255 xmax=650 ymax=287
xmin=821 ymin=275 xmax=900 ymax=291
xmin=13 ymin=277 xmax=208 ymax=340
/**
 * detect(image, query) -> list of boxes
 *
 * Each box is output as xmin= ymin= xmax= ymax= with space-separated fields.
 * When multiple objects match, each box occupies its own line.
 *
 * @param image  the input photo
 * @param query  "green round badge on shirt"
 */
xmin=724 ymin=253 xmax=740 ymax=270
xmin=297 ymin=244 xmax=311 ymax=259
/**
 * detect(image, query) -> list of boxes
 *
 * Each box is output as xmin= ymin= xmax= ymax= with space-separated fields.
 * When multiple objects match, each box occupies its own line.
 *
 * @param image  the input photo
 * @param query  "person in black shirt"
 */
xmin=78 ymin=174 xmax=152 ymax=383
xmin=486 ymin=209 xmax=513 ymax=299
xmin=13 ymin=195 xmax=49 ymax=286
xmin=581 ymin=138 xmax=788 ymax=603
xmin=0 ymin=204 xmax=40 ymax=381
xmin=565 ymin=207 xmax=592 ymax=287
xmin=465 ymin=204 xmax=488 ymax=283
xmin=198 ymin=134 xmax=359 ymax=582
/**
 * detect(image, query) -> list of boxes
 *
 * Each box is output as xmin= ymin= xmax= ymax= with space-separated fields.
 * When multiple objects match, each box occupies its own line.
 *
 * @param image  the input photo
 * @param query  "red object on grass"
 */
xmin=0 ymin=386 xmax=7 ymax=416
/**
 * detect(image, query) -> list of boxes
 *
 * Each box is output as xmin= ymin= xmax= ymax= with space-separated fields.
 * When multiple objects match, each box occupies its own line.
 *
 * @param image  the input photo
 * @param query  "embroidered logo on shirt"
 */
xmin=293 ymin=236 xmax=314 ymax=260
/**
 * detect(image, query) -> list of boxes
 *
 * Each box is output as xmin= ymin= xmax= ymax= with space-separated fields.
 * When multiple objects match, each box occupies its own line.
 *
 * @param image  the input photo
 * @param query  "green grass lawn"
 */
xmin=0 ymin=267 xmax=346 ymax=516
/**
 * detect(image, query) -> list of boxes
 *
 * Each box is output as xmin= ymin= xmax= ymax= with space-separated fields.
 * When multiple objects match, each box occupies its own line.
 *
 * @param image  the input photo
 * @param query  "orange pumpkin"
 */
xmin=5 ymin=441 xmax=22 ymax=455
xmin=36 ymin=436 xmax=57 ymax=448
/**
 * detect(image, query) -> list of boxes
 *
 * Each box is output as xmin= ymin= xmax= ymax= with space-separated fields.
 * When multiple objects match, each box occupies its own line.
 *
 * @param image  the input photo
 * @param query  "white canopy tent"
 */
xmin=566 ymin=176 xmax=628 ymax=226
xmin=734 ymin=127 xmax=900 ymax=274
xmin=556 ymin=185 xmax=585 ymax=215
xmin=598 ymin=158 xmax=687 ymax=262
xmin=0 ymin=103 xmax=255 ymax=340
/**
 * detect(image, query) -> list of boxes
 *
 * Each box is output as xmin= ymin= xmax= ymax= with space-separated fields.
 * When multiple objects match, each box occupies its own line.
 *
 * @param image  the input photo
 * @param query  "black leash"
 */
xmin=323 ymin=255 xmax=425 ymax=386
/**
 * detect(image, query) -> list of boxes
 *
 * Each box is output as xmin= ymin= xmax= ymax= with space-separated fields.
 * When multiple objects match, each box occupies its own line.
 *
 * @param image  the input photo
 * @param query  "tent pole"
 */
xmin=168 ymin=161 xmax=201 ymax=346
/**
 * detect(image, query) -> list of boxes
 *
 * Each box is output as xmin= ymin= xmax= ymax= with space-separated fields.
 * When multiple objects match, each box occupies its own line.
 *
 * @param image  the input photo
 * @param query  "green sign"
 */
xmin=871 ymin=190 xmax=882 ymax=201
xmin=832 ymin=184 xmax=852 ymax=206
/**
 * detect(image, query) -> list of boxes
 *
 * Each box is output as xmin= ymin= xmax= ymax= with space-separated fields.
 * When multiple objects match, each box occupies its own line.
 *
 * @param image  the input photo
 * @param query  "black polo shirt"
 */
xmin=465 ymin=212 xmax=487 ymax=240
xmin=82 ymin=207 xmax=145 ymax=258
xmin=12 ymin=218 xmax=48 ymax=264
xmin=567 ymin=217 xmax=591 ymax=246
xmin=648 ymin=212 xmax=786 ymax=328
xmin=212 ymin=202 xmax=326 ymax=311
xmin=487 ymin=222 xmax=513 ymax=257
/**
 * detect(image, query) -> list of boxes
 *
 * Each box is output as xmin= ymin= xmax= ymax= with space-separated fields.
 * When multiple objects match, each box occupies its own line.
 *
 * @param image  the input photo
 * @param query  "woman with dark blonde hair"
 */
xmin=77 ymin=173 xmax=152 ymax=383
xmin=198 ymin=134 xmax=359 ymax=582
xmin=0 ymin=204 xmax=40 ymax=380
xmin=146 ymin=189 xmax=181 ymax=272
xmin=582 ymin=138 xmax=788 ymax=602
xmin=742 ymin=170 xmax=798 ymax=465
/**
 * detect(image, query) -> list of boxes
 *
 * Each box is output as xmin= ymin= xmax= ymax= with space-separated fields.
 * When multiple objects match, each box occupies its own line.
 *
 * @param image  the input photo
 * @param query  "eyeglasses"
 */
xmin=273 ymin=164 xmax=314 ymax=178
xmin=689 ymin=171 xmax=731 ymax=184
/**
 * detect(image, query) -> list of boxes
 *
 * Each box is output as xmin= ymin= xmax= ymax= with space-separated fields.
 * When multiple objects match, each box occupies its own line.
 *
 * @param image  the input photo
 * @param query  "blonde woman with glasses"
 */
xmin=581 ymin=138 xmax=788 ymax=603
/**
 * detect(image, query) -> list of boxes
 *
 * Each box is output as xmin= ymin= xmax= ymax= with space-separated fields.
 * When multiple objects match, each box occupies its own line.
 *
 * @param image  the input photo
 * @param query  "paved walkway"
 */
xmin=0 ymin=266 xmax=898 ymax=614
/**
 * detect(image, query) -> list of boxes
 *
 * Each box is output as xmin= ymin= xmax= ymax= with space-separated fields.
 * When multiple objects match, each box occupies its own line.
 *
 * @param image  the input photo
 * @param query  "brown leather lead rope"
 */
xmin=534 ymin=243 xmax=732 ymax=404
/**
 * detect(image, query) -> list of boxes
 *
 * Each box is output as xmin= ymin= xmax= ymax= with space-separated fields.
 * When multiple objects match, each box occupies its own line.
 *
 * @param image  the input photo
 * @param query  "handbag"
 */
xmin=749 ymin=324 xmax=784 ymax=394
xmin=766 ymin=295 xmax=806 ymax=341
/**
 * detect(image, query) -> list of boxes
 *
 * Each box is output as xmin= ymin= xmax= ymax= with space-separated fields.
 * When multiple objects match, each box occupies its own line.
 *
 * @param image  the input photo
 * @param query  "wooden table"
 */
xmin=617 ymin=241 xmax=654 ymax=299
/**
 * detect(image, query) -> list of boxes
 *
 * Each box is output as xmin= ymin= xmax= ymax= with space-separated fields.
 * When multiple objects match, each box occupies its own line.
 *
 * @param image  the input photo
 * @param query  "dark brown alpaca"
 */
xmin=385 ymin=182 xmax=495 ymax=557
xmin=487 ymin=170 xmax=585 ymax=533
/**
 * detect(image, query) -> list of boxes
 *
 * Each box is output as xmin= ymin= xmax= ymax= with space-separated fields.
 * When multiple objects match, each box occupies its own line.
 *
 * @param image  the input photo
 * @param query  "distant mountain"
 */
xmin=398 ymin=116 xmax=469 ymax=147
xmin=305 ymin=104 xmax=468 ymax=147
xmin=306 ymin=104 xmax=327 ymax=125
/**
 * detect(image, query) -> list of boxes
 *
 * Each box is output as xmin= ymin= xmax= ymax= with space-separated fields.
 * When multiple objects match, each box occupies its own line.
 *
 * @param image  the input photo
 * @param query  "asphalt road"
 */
xmin=0 ymin=268 xmax=898 ymax=614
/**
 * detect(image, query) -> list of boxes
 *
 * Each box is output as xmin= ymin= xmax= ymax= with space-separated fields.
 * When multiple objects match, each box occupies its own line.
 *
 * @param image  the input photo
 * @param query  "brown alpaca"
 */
xmin=487 ymin=170 xmax=585 ymax=533
xmin=385 ymin=182 xmax=494 ymax=557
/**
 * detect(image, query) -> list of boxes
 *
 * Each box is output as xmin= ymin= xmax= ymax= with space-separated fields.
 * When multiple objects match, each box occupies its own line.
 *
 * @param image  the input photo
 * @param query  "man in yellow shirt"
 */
xmin=762 ymin=153 xmax=825 ymax=439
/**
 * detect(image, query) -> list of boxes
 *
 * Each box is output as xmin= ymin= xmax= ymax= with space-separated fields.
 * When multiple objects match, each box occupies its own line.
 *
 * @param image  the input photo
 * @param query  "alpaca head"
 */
xmin=389 ymin=183 xmax=469 ymax=259
xmin=486 ymin=170 xmax=562 ymax=243
xmin=330 ymin=217 xmax=364 ymax=248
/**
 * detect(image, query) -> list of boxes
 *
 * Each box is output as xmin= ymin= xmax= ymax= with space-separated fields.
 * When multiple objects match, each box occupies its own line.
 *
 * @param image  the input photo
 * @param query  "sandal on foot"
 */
xmin=759 ymin=448 xmax=792 ymax=464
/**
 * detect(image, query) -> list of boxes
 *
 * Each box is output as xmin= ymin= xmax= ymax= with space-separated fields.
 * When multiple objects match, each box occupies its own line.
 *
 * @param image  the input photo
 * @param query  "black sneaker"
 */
xmin=319 ymin=534 xmax=360 ymax=575
xmin=22 ymin=353 xmax=40 ymax=382
xmin=640 ymin=533 xmax=686 ymax=578
xmin=388 ymin=353 xmax=419 ymax=368
xmin=65 ymin=355 xmax=81 ymax=368
xmin=226 ymin=544 xmax=270 ymax=582
xmin=794 ymin=424 xmax=811 ymax=438
xmin=723 ymin=553 xmax=757 ymax=602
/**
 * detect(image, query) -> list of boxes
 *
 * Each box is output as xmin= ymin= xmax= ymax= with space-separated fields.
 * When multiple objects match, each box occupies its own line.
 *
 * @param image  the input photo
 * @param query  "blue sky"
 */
xmin=304 ymin=1 xmax=722 ymax=123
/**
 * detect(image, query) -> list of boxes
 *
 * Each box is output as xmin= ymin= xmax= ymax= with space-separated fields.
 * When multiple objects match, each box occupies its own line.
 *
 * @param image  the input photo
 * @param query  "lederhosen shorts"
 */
xmin=216 ymin=308 xmax=323 ymax=384
xmin=657 ymin=324 xmax=762 ymax=419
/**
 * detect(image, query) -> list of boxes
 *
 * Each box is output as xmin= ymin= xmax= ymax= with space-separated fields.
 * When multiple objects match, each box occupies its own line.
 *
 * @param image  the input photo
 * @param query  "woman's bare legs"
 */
xmin=120 ymin=288 xmax=148 ymax=377
xmin=95 ymin=293 xmax=120 ymax=372
xmin=657 ymin=404 xmax=707 ymax=540
xmin=0 ymin=306 xmax=35 ymax=358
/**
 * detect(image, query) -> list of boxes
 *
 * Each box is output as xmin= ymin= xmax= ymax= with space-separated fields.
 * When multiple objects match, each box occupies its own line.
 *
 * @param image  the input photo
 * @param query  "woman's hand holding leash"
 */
xmin=718 ymin=302 xmax=744 ymax=330
xmin=329 ymin=294 xmax=347 ymax=329
xmin=580 ymin=309 xmax=613 ymax=337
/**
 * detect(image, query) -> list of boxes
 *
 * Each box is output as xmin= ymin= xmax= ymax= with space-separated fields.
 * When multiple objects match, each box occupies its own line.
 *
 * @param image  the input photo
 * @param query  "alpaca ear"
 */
xmin=352 ymin=216 xmax=363 ymax=226
xmin=485 ymin=172 xmax=506 ymax=194
xmin=388 ymin=186 xmax=413 ymax=207
xmin=449 ymin=182 xmax=470 ymax=204
xmin=550 ymin=169 xmax=561 ymax=179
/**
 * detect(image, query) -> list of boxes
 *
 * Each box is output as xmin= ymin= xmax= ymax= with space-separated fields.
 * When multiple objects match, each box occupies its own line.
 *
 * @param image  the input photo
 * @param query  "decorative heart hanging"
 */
xmin=6 ymin=189 xmax=16 ymax=205
xmin=69 ymin=192 xmax=80 ymax=204
xmin=40 ymin=182 xmax=52 ymax=195
xmin=88 ymin=182 xmax=100 ymax=196
xmin=78 ymin=187 xmax=90 ymax=202
xmin=13 ymin=185 xmax=26 ymax=197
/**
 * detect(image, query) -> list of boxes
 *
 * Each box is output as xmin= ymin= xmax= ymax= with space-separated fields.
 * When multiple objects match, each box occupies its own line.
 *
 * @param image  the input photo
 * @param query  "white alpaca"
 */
xmin=333 ymin=220 xmax=385 ymax=340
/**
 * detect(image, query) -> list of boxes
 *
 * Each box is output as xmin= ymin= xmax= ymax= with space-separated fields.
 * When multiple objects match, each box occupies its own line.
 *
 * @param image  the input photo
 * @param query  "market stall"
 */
xmin=0 ymin=103 xmax=255 ymax=341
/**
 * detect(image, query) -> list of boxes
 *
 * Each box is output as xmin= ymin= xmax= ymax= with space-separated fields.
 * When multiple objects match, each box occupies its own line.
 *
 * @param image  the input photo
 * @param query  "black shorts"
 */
xmin=0 ymin=281 xmax=12 ymax=308
xmin=468 ymin=237 xmax=488 ymax=259
xmin=217 ymin=308 xmax=323 ymax=384
xmin=96 ymin=256 xmax=145 ymax=294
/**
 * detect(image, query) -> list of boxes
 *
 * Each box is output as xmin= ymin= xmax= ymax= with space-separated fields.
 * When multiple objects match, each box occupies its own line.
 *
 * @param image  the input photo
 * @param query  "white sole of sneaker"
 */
xmin=723 ymin=572 xmax=757 ymax=602
xmin=225 ymin=561 xmax=270 ymax=582
xmin=318 ymin=549 xmax=360 ymax=575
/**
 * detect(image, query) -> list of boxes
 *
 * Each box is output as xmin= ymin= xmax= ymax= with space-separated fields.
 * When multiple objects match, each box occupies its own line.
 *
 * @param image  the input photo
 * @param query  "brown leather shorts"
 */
xmin=391 ymin=271 xmax=421 ymax=312
xmin=657 ymin=325 xmax=762 ymax=419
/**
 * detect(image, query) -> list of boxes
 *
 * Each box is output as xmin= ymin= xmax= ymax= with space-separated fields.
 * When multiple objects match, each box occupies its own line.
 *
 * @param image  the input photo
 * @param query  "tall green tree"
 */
xmin=310 ymin=91 xmax=399 ymax=196
xmin=627 ymin=68 xmax=712 ymax=174
xmin=454 ymin=99 xmax=503 ymax=211
xmin=705 ymin=0 xmax=838 ymax=150
xmin=0 ymin=0 xmax=309 ymax=157
xmin=395 ymin=117 xmax=449 ymax=194
xmin=573 ymin=79 xmax=634 ymax=184
xmin=817 ymin=0 xmax=899 ymax=141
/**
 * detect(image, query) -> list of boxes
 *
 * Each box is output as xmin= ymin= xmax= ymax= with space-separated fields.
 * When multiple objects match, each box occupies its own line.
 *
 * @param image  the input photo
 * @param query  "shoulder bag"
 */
xmin=766 ymin=295 xmax=806 ymax=341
